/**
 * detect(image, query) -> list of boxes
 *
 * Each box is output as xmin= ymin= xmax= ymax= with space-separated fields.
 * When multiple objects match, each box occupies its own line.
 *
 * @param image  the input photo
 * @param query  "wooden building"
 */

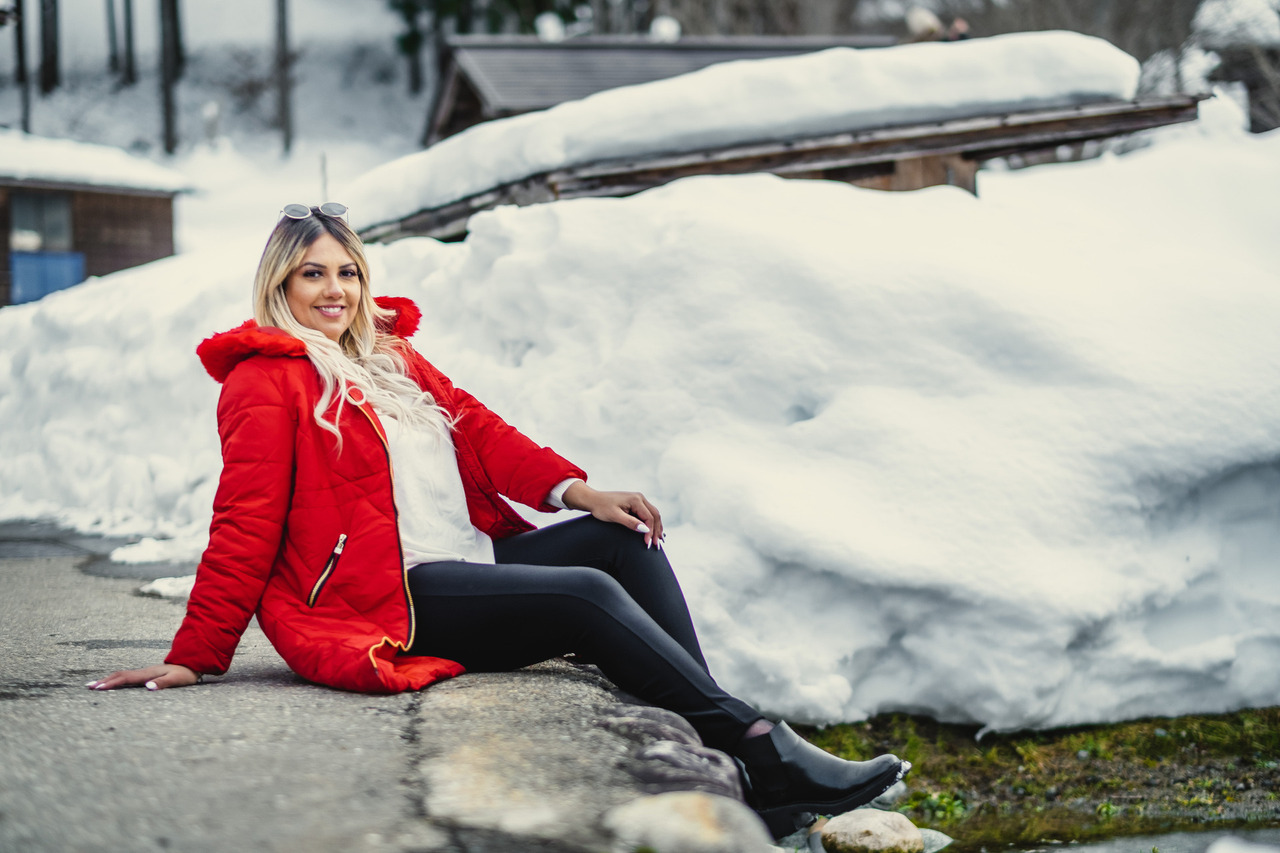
xmin=369 ymin=93 xmax=1203 ymax=244
xmin=426 ymin=34 xmax=895 ymax=145
xmin=0 ymin=132 xmax=189 ymax=306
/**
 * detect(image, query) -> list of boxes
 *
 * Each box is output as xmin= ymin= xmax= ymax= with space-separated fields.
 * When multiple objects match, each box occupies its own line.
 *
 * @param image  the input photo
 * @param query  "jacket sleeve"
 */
xmin=166 ymin=359 xmax=298 ymax=676
xmin=406 ymin=348 xmax=587 ymax=511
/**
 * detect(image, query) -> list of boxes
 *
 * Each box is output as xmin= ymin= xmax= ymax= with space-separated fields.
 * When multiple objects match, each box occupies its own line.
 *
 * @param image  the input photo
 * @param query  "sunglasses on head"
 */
xmin=281 ymin=202 xmax=348 ymax=220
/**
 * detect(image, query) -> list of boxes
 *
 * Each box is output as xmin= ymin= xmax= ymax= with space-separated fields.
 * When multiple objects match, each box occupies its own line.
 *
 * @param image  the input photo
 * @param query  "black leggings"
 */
xmin=406 ymin=516 xmax=762 ymax=750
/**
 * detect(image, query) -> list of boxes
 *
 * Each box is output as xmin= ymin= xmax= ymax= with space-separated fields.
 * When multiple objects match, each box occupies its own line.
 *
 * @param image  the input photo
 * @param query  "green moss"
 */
xmin=795 ymin=707 xmax=1280 ymax=852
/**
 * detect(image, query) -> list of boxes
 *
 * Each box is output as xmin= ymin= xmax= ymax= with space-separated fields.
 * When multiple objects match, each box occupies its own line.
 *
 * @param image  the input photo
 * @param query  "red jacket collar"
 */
xmin=197 ymin=296 xmax=422 ymax=383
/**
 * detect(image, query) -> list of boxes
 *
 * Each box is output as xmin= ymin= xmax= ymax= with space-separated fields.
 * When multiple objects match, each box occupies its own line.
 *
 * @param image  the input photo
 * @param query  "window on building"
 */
xmin=11 ymin=191 xmax=73 ymax=252
xmin=9 ymin=191 xmax=83 ymax=304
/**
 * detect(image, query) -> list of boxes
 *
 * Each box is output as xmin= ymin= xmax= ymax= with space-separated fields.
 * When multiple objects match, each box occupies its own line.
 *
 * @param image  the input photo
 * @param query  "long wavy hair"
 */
xmin=253 ymin=208 xmax=454 ymax=447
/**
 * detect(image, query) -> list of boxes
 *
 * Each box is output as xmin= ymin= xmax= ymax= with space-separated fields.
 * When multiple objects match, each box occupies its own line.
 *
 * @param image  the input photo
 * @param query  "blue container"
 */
xmin=10 ymin=251 xmax=87 ymax=304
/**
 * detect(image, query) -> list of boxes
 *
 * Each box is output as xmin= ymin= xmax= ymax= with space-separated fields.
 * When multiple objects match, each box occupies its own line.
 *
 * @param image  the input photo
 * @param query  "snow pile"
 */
xmin=4 ymin=110 xmax=1278 ymax=731
xmin=0 ymin=249 xmax=250 ymax=542
xmin=1194 ymin=0 xmax=1280 ymax=48
xmin=348 ymin=31 xmax=1139 ymax=231
xmin=0 ymin=130 xmax=191 ymax=192
xmin=1208 ymin=838 xmax=1280 ymax=853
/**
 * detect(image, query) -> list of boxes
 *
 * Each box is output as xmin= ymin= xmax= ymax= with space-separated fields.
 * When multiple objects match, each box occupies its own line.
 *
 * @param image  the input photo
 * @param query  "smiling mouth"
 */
xmin=316 ymin=306 xmax=345 ymax=317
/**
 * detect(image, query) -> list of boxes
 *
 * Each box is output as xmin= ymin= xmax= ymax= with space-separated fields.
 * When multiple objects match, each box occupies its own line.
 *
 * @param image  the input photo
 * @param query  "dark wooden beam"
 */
xmin=362 ymin=95 xmax=1203 ymax=243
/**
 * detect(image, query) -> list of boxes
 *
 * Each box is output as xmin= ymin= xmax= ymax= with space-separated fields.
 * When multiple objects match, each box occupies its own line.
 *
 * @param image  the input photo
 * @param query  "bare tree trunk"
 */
xmin=1247 ymin=44 xmax=1280 ymax=131
xmin=121 ymin=0 xmax=136 ymax=85
xmin=105 ymin=0 xmax=119 ymax=73
xmin=408 ymin=42 xmax=424 ymax=95
xmin=589 ymin=0 xmax=607 ymax=33
xmin=833 ymin=0 xmax=862 ymax=34
xmin=14 ymin=0 xmax=32 ymax=130
xmin=159 ymin=0 xmax=179 ymax=153
xmin=172 ymin=0 xmax=184 ymax=79
xmin=275 ymin=0 xmax=293 ymax=154
xmin=628 ymin=0 xmax=649 ymax=33
xmin=38 ymin=0 xmax=57 ymax=95
xmin=391 ymin=1 xmax=427 ymax=94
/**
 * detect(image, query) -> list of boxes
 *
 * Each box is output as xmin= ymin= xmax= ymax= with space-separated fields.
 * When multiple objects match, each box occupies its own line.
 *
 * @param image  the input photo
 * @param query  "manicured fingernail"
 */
xmin=93 ymin=684 xmax=108 ymax=690
xmin=636 ymin=523 xmax=650 ymax=534
xmin=85 ymin=680 xmax=99 ymax=687
xmin=145 ymin=681 xmax=158 ymax=691
xmin=657 ymin=538 xmax=664 ymax=552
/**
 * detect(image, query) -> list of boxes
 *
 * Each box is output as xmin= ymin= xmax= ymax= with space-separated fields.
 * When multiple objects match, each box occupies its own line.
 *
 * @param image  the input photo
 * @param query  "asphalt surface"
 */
xmin=0 ymin=548 xmax=450 ymax=853
xmin=0 ymin=520 xmax=195 ymax=579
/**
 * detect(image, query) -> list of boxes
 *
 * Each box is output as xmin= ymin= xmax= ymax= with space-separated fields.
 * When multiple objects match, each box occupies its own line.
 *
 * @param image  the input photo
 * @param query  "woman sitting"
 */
xmin=89 ymin=204 xmax=909 ymax=838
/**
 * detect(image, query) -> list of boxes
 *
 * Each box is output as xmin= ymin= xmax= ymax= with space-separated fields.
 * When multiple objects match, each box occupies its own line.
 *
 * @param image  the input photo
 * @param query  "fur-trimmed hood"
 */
xmin=197 ymin=295 xmax=423 ymax=383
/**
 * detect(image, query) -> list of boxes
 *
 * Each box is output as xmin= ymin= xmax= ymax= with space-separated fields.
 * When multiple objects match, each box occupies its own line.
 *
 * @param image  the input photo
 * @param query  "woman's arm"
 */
xmin=400 ymin=347 xmax=661 ymax=542
xmin=88 ymin=359 xmax=298 ymax=690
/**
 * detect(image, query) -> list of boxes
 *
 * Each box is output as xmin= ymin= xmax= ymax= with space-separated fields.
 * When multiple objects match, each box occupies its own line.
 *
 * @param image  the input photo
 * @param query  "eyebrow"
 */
xmin=299 ymin=261 xmax=357 ymax=269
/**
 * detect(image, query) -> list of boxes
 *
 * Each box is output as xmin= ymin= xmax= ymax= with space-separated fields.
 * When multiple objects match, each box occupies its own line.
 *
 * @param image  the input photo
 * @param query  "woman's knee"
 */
xmin=550 ymin=563 xmax=631 ymax=608
xmin=574 ymin=515 xmax=645 ymax=551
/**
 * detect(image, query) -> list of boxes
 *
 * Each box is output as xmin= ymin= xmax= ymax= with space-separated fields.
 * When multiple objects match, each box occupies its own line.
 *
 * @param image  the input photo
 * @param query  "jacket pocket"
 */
xmin=307 ymin=533 xmax=348 ymax=608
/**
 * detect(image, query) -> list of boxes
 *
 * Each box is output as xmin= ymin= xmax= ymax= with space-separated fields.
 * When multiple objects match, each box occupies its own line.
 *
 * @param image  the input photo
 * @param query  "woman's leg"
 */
xmin=492 ymin=516 xmax=710 ymax=670
xmin=406 ymin=558 xmax=760 ymax=750
xmin=409 ymin=527 xmax=910 ymax=840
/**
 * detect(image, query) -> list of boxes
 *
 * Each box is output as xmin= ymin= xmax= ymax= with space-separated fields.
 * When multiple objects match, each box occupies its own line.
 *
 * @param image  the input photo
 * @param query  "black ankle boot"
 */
xmin=734 ymin=722 xmax=911 ymax=839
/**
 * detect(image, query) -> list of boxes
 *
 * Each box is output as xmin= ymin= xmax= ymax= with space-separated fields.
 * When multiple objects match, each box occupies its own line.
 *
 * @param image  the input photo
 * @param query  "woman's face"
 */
xmin=284 ymin=232 xmax=362 ymax=342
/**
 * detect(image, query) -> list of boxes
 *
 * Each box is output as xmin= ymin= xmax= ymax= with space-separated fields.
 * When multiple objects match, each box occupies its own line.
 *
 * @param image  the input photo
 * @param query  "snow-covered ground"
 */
xmin=2 ymin=28 xmax=1278 ymax=732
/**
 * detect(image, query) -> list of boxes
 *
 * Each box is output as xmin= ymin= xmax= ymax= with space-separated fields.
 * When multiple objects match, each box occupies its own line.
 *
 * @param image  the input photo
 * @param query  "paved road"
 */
xmin=0 ymin=528 xmax=772 ymax=853
xmin=0 ymin=553 xmax=449 ymax=853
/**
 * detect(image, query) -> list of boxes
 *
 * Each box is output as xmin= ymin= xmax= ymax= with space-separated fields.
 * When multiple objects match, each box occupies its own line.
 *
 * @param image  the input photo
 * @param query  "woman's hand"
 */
xmin=86 ymin=664 xmax=200 ymax=692
xmin=563 ymin=482 xmax=664 ymax=548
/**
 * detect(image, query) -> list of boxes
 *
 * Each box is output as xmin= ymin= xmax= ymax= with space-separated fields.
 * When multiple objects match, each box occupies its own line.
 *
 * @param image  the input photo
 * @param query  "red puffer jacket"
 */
xmin=165 ymin=296 xmax=587 ymax=693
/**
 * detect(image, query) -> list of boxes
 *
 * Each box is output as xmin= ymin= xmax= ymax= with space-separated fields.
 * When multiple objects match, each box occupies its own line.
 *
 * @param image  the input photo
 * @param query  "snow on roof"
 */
xmin=348 ymin=30 xmax=1140 ymax=232
xmin=0 ymin=131 xmax=191 ymax=194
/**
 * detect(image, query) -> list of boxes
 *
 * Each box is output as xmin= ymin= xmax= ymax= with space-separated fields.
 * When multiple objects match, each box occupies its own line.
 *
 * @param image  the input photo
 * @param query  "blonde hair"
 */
xmin=253 ymin=209 xmax=454 ymax=447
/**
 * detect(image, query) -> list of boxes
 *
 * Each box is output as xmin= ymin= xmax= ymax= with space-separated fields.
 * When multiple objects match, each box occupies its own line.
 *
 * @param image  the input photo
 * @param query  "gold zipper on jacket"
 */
xmin=356 ymin=404 xmax=416 ymax=652
xmin=307 ymin=533 xmax=347 ymax=607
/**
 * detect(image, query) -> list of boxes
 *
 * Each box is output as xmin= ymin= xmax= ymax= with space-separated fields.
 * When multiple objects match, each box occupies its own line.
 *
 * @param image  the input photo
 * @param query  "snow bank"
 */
xmin=348 ymin=31 xmax=1139 ymax=232
xmin=4 ymin=114 xmax=1278 ymax=731
xmin=379 ymin=128 xmax=1280 ymax=732
xmin=1194 ymin=0 xmax=1280 ymax=48
xmin=0 ymin=246 xmax=252 ymax=540
xmin=0 ymin=131 xmax=191 ymax=193
xmin=1209 ymin=838 xmax=1280 ymax=853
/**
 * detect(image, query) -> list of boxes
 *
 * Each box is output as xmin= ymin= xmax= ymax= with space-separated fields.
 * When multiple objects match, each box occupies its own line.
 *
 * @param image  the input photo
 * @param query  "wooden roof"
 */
xmin=426 ymin=35 xmax=895 ymax=144
xmin=375 ymin=94 xmax=1202 ymax=244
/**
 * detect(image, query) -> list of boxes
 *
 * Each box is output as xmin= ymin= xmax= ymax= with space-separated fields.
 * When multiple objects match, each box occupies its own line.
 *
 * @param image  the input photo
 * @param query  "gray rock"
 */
xmin=918 ymin=827 xmax=955 ymax=853
xmin=821 ymin=809 xmax=925 ymax=853
xmin=603 ymin=791 xmax=776 ymax=853
xmin=414 ymin=659 xmax=757 ymax=851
